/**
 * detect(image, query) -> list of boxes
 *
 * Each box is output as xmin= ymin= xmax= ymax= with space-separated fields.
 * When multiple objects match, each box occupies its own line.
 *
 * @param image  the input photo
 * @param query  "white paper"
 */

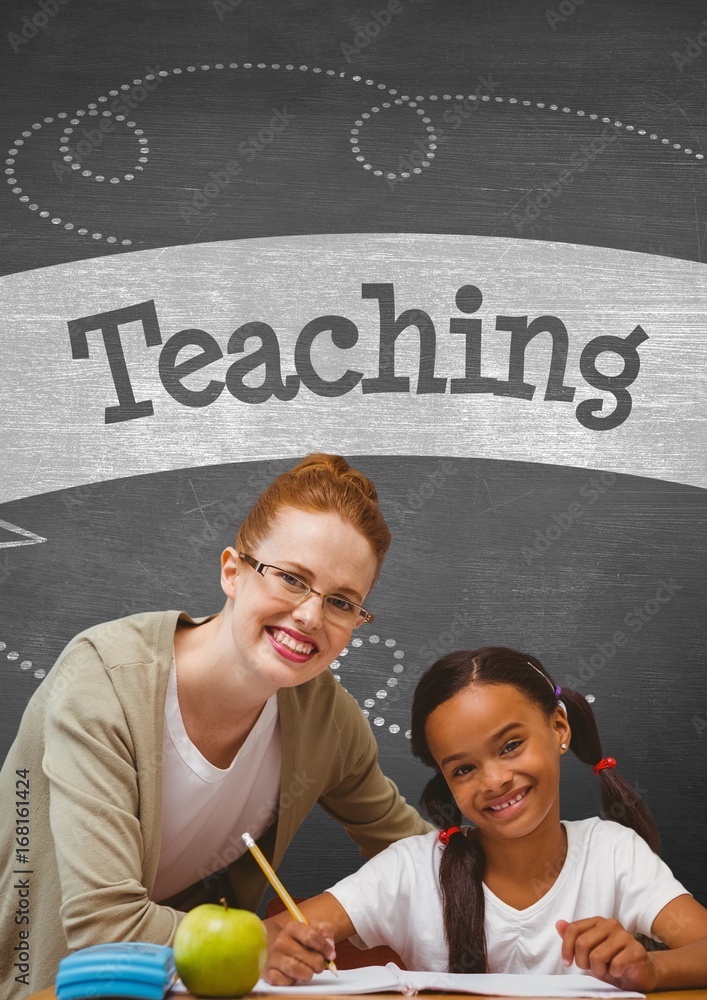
xmin=245 ymin=964 xmax=645 ymax=998
xmin=250 ymin=965 xmax=402 ymax=995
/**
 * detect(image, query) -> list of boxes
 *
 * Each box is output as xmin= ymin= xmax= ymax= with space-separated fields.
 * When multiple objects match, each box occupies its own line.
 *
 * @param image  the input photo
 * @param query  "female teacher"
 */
xmin=0 ymin=454 xmax=431 ymax=998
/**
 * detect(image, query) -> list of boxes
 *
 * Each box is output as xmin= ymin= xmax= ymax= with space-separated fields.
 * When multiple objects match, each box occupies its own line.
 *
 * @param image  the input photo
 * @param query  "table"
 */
xmin=26 ymin=990 xmax=707 ymax=1000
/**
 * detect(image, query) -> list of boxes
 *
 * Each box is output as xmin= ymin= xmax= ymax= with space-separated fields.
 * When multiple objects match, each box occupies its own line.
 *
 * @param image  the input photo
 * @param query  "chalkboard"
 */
xmin=1 ymin=0 xmax=706 ymax=919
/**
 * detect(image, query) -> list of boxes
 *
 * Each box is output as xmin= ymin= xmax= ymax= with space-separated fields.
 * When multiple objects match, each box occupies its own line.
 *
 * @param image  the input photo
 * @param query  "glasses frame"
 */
xmin=238 ymin=552 xmax=374 ymax=625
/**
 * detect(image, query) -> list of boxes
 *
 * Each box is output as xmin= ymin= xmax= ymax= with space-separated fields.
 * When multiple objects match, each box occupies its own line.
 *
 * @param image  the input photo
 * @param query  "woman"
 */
xmin=0 ymin=454 xmax=430 ymax=998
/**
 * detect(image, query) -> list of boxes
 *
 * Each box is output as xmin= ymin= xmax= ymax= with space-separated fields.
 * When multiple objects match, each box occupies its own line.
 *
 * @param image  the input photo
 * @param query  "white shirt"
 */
xmin=152 ymin=660 xmax=281 ymax=901
xmin=329 ymin=818 xmax=689 ymax=974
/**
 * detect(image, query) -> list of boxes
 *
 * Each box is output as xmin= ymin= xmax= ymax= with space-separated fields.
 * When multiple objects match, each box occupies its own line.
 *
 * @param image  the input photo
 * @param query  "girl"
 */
xmin=0 ymin=454 xmax=430 ymax=999
xmin=265 ymin=646 xmax=707 ymax=990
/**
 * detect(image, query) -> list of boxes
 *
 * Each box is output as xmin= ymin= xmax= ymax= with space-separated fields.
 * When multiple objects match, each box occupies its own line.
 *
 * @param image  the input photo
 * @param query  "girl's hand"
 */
xmin=556 ymin=918 xmax=659 ymax=991
xmin=264 ymin=919 xmax=337 ymax=986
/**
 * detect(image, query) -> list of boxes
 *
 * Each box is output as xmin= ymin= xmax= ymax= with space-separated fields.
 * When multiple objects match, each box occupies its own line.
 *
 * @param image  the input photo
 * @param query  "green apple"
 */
xmin=173 ymin=898 xmax=268 ymax=997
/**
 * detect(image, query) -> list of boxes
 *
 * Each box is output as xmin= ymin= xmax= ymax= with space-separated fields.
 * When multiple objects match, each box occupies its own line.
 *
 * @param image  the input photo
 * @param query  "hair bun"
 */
xmin=290 ymin=453 xmax=379 ymax=502
xmin=236 ymin=452 xmax=391 ymax=576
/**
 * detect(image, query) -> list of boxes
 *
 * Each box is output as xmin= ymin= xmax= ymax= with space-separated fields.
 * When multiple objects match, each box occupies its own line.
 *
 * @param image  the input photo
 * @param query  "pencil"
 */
xmin=241 ymin=832 xmax=338 ymax=976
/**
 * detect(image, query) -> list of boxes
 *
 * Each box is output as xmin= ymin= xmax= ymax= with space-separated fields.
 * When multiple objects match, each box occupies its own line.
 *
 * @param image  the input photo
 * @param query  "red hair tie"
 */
xmin=593 ymin=756 xmax=617 ymax=774
xmin=438 ymin=826 xmax=462 ymax=844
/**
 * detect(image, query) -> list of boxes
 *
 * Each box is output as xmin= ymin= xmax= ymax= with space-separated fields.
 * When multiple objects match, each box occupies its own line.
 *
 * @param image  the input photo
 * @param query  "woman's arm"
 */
xmin=263 ymin=892 xmax=355 ymax=985
xmin=44 ymin=641 xmax=183 ymax=948
xmin=316 ymin=686 xmax=432 ymax=856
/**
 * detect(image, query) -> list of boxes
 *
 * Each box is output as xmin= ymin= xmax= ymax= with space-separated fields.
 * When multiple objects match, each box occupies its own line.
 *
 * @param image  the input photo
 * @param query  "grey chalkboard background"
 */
xmin=1 ymin=0 xmax=707 ymax=912
xmin=1 ymin=457 xmax=706 ymax=907
xmin=2 ymin=0 xmax=707 ymax=268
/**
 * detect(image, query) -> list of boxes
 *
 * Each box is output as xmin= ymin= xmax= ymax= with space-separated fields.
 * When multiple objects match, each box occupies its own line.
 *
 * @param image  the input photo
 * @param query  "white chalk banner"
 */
xmin=2 ymin=232 xmax=706 ymax=504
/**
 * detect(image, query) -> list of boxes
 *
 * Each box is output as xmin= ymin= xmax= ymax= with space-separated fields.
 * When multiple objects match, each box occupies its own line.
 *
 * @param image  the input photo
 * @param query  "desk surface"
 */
xmin=27 ymin=990 xmax=707 ymax=1000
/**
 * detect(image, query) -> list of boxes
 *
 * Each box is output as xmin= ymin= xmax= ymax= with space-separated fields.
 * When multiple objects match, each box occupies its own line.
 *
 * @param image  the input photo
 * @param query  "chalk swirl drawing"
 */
xmin=6 ymin=61 xmax=703 ymax=244
xmin=1 ymin=639 xmax=45 ymax=681
xmin=333 ymin=632 xmax=410 ymax=738
xmin=4 ymin=620 xmax=410 ymax=737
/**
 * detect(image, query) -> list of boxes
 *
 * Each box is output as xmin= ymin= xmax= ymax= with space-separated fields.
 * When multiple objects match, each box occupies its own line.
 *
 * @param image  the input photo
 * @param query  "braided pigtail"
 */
xmin=559 ymin=685 xmax=661 ymax=853
xmin=419 ymin=772 xmax=488 ymax=973
xmin=439 ymin=830 xmax=487 ymax=973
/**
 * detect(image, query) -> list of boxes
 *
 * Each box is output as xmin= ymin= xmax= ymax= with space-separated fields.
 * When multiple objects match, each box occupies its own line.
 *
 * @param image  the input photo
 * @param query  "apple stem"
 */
xmin=219 ymin=897 xmax=228 ymax=910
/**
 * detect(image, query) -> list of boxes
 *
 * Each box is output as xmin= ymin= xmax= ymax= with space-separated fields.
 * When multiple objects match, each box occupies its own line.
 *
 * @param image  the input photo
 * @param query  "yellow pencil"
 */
xmin=242 ymin=832 xmax=338 ymax=976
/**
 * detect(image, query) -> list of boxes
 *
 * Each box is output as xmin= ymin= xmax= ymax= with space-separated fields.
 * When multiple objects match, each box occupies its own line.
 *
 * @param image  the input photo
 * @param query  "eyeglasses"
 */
xmin=238 ymin=552 xmax=374 ymax=626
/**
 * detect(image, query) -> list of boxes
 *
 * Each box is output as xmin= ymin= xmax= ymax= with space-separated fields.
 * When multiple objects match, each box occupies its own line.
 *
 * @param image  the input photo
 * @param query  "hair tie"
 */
xmin=438 ymin=826 xmax=462 ymax=844
xmin=593 ymin=756 xmax=617 ymax=774
xmin=526 ymin=660 xmax=559 ymax=698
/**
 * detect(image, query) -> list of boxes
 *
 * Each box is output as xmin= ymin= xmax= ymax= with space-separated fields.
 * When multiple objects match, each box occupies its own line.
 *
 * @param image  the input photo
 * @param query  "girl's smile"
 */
xmin=483 ymin=784 xmax=532 ymax=817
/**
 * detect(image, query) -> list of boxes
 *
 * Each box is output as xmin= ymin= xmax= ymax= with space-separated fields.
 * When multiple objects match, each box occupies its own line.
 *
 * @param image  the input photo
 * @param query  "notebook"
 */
xmin=243 ymin=963 xmax=646 ymax=998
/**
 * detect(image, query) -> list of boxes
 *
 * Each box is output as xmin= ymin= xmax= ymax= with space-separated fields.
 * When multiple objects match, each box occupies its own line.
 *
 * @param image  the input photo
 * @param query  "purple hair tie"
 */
xmin=526 ymin=660 xmax=559 ymax=697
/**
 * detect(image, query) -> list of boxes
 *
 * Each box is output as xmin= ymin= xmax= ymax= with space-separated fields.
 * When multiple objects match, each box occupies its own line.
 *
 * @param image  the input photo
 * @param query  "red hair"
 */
xmin=235 ymin=454 xmax=391 ymax=578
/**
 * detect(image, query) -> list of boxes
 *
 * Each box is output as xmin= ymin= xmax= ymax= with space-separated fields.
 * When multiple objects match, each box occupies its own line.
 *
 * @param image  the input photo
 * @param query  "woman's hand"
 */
xmin=264 ymin=919 xmax=337 ymax=986
xmin=556 ymin=918 xmax=659 ymax=991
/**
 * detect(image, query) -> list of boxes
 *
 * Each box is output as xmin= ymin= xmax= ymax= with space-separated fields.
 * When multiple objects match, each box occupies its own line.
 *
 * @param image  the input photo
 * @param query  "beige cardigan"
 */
xmin=0 ymin=611 xmax=430 ymax=998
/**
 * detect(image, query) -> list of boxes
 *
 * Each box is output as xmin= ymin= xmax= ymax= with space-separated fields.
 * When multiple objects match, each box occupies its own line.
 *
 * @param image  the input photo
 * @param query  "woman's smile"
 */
xmin=265 ymin=625 xmax=320 ymax=661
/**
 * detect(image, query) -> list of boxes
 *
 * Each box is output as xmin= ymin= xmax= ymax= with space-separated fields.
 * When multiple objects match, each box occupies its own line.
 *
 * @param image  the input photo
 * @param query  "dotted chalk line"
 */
xmin=59 ymin=111 xmax=147 ymax=185
xmin=7 ymin=61 xmax=703 ymax=244
xmin=332 ymin=632 xmax=410 ymax=738
xmin=0 ymin=639 xmax=45 ymax=681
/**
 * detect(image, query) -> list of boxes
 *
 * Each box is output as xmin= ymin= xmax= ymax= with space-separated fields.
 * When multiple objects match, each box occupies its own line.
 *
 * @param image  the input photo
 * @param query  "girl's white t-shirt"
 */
xmin=152 ymin=659 xmax=281 ymax=902
xmin=328 ymin=818 xmax=689 ymax=974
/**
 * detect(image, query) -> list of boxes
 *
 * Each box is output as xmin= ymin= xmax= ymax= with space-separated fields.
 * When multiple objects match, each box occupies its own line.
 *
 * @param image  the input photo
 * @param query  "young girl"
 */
xmin=265 ymin=646 xmax=707 ymax=990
